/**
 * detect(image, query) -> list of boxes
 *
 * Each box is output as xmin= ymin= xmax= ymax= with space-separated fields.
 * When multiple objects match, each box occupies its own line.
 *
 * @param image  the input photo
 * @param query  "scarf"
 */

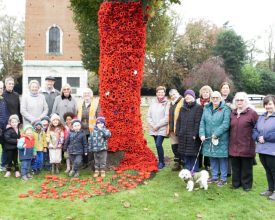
xmin=157 ymin=97 xmax=166 ymax=103
xmin=199 ymin=98 xmax=210 ymax=107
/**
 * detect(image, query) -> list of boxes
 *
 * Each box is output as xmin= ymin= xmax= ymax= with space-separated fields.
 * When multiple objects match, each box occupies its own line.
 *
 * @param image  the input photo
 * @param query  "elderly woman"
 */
xmin=197 ymin=85 xmax=213 ymax=170
xmin=253 ymin=95 xmax=275 ymax=200
xmin=52 ymin=84 xmax=78 ymax=123
xmin=167 ymin=89 xmax=184 ymax=171
xmin=21 ymin=80 xmax=48 ymax=125
xmin=229 ymin=92 xmax=258 ymax=191
xmin=176 ymin=89 xmax=203 ymax=172
xmin=147 ymin=86 xmax=169 ymax=170
xmin=199 ymin=91 xmax=231 ymax=187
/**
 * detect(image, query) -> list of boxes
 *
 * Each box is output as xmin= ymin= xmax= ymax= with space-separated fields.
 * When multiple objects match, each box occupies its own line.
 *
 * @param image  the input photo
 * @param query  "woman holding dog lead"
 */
xmin=199 ymin=91 xmax=231 ymax=187
xmin=176 ymin=89 xmax=203 ymax=172
xmin=229 ymin=92 xmax=258 ymax=191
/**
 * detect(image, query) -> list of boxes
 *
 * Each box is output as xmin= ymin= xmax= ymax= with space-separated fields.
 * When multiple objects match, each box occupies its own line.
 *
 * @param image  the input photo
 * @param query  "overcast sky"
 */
xmin=3 ymin=0 xmax=274 ymax=61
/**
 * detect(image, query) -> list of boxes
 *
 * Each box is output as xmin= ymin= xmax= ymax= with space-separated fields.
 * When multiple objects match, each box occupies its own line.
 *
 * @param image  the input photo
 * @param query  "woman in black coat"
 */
xmin=176 ymin=89 xmax=203 ymax=172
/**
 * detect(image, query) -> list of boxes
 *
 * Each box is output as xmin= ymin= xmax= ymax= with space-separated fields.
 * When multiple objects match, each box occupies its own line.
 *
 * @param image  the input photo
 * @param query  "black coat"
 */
xmin=63 ymin=131 xmax=88 ymax=155
xmin=176 ymin=101 xmax=203 ymax=156
xmin=4 ymin=127 xmax=20 ymax=150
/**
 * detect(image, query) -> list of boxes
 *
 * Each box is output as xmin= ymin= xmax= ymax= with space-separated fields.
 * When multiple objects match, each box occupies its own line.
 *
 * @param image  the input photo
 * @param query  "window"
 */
xmin=46 ymin=25 xmax=63 ymax=54
xmin=28 ymin=77 xmax=41 ymax=85
xmin=67 ymin=77 xmax=80 ymax=94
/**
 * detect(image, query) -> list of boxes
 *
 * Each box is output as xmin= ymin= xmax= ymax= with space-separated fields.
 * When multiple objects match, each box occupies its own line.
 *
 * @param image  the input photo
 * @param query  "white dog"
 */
xmin=178 ymin=169 xmax=209 ymax=192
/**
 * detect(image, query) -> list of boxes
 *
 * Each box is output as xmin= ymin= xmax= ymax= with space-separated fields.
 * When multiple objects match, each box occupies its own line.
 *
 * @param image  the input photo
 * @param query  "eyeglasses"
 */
xmin=236 ymin=99 xmax=244 ymax=102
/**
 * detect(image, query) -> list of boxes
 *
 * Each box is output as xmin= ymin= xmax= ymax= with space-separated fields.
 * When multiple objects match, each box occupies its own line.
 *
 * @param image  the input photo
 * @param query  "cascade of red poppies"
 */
xmin=98 ymin=2 xmax=157 ymax=172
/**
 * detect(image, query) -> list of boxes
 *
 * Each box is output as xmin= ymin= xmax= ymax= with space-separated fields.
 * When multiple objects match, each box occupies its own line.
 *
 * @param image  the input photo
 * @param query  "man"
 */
xmin=167 ymin=89 xmax=184 ymax=171
xmin=2 ymin=77 xmax=21 ymax=171
xmin=40 ymin=76 xmax=60 ymax=116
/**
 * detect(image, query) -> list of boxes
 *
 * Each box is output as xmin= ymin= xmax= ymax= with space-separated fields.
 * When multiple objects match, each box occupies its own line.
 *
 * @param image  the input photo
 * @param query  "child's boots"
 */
xmin=93 ymin=170 xmax=99 ymax=178
xmin=100 ymin=170 xmax=106 ymax=178
xmin=51 ymin=164 xmax=55 ymax=174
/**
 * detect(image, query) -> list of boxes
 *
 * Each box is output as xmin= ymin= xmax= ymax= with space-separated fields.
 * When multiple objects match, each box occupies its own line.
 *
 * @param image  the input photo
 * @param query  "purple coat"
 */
xmin=252 ymin=112 xmax=275 ymax=156
xmin=229 ymin=108 xmax=258 ymax=157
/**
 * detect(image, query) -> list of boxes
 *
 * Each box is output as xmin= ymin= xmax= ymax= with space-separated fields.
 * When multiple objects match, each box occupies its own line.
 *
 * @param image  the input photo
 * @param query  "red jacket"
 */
xmin=229 ymin=108 xmax=258 ymax=157
xmin=21 ymin=134 xmax=35 ymax=148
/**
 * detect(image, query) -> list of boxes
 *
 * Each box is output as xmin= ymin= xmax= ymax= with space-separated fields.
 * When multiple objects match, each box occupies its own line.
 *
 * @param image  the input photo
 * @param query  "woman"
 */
xmin=199 ymin=91 xmax=231 ymax=187
xmin=147 ymin=86 xmax=169 ymax=170
xmin=52 ymin=84 xmax=78 ymax=123
xmin=197 ymin=85 xmax=213 ymax=170
xmin=220 ymin=82 xmax=233 ymax=104
xmin=77 ymin=88 xmax=99 ymax=169
xmin=229 ymin=92 xmax=258 ymax=191
xmin=167 ymin=89 xmax=184 ymax=171
xmin=21 ymin=80 xmax=48 ymax=126
xmin=253 ymin=95 xmax=275 ymax=200
xmin=176 ymin=89 xmax=203 ymax=172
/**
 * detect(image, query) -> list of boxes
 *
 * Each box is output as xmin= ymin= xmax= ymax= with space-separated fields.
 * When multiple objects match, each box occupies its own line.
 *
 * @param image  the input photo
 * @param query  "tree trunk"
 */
xmin=98 ymin=2 xmax=157 ymax=172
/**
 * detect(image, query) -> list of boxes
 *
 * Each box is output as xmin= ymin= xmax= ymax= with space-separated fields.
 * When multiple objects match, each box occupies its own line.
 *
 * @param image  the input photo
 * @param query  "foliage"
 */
xmin=213 ymin=29 xmax=247 ymax=90
xmin=0 ymin=15 xmax=24 ymax=80
xmin=240 ymin=64 xmax=261 ymax=94
xmin=183 ymin=57 xmax=233 ymax=93
xmin=175 ymin=19 xmax=221 ymax=71
xmin=257 ymin=67 xmax=275 ymax=95
xmin=88 ymin=72 xmax=99 ymax=95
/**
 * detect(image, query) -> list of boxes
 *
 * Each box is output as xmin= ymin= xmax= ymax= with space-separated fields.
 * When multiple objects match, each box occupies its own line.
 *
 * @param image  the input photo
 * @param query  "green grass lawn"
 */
xmin=0 ymin=133 xmax=274 ymax=220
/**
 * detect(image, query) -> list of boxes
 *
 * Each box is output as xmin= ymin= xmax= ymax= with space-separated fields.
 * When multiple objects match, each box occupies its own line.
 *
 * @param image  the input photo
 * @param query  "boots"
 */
xmin=171 ymin=162 xmax=181 ymax=171
xmin=65 ymin=159 xmax=70 ymax=173
xmin=100 ymin=170 xmax=106 ymax=178
xmin=93 ymin=170 xmax=99 ymax=178
xmin=55 ymin=164 xmax=59 ymax=174
xmin=51 ymin=164 xmax=55 ymax=174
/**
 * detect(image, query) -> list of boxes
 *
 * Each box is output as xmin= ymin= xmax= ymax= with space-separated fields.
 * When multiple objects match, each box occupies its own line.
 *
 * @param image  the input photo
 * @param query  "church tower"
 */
xmin=23 ymin=0 xmax=87 ymax=94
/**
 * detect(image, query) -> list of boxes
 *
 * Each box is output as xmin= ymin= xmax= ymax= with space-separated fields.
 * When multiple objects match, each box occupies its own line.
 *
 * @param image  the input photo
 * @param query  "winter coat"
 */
xmin=4 ymin=127 xmax=20 ymax=150
xmin=52 ymin=95 xmax=78 ymax=123
xmin=46 ymin=126 xmax=65 ymax=149
xmin=3 ymin=90 xmax=22 ymax=122
xmin=0 ymin=98 xmax=9 ymax=135
xmin=253 ymin=112 xmax=275 ymax=156
xmin=33 ymin=130 xmax=47 ymax=151
xmin=168 ymin=96 xmax=184 ymax=133
xmin=21 ymin=93 xmax=48 ymax=125
xmin=64 ymin=130 xmax=88 ymax=155
xmin=229 ymin=108 xmax=258 ymax=157
xmin=17 ymin=134 xmax=36 ymax=160
xmin=89 ymin=126 xmax=111 ymax=152
xmin=147 ymin=97 xmax=169 ymax=136
xmin=176 ymin=101 xmax=203 ymax=156
xmin=40 ymin=88 xmax=60 ymax=116
xmin=199 ymin=101 xmax=231 ymax=158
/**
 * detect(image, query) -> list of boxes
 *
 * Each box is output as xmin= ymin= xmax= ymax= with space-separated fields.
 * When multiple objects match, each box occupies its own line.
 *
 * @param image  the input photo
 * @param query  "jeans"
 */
xmin=210 ymin=157 xmax=228 ymax=181
xmin=153 ymin=135 xmax=165 ymax=164
xmin=31 ymin=151 xmax=44 ymax=171
xmin=21 ymin=159 xmax=32 ymax=177
xmin=94 ymin=150 xmax=107 ymax=170
xmin=70 ymin=154 xmax=83 ymax=172
xmin=183 ymin=156 xmax=199 ymax=172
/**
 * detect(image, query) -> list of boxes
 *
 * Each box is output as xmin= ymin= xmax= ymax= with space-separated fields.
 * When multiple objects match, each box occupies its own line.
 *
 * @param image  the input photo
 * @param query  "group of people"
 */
xmin=148 ymin=82 xmax=275 ymax=201
xmin=0 ymin=76 xmax=111 ymax=181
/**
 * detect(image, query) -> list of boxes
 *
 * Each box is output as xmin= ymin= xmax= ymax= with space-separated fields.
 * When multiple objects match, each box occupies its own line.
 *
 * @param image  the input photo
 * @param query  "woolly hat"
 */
xmin=71 ymin=119 xmax=81 ymax=126
xmin=8 ymin=114 xmax=20 ymax=123
xmin=32 ymin=120 xmax=43 ymax=128
xmin=96 ymin=116 xmax=106 ymax=125
xmin=184 ymin=89 xmax=196 ymax=99
xmin=41 ymin=116 xmax=50 ymax=123
xmin=23 ymin=124 xmax=34 ymax=133
xmin=50 ymin=113 xmax=60 ymax=122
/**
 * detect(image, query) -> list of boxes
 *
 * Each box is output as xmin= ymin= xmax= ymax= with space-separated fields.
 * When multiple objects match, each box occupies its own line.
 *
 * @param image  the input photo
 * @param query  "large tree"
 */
xmin=213 ymin=29 xmax=246 ymax=89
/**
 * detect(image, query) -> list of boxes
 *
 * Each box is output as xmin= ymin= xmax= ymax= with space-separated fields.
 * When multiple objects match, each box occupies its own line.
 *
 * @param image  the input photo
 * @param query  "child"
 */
xmin=3 ymin=115 xmax=20 ymax=178
xmin=31 ymin=120 xmax=47 ymax=175
xmin=63 ymin=112 xmax=76 ymax=173
xmin=17 ymin=125 xmax=36 ymax=181
xmin=89 ymin=116 xmax=111 ymax=178
xmin=41 ymin=116 xmax=50 ymax=132
xmin=46 ymin=114 xmax=64 ymax=174
xmin=64 ymin=119 xmax=88 ymax=177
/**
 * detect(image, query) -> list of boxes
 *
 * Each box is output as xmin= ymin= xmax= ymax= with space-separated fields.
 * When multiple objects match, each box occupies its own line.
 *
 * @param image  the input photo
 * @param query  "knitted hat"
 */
xmin=71 ymin=119 xmax=81 ymax=126
xmin=8 ymin=114 xmax=20 ymax=123
xmin=32 ymin=120 xmax=43 ymax=128
xmin=41 ymin=116 xmax=50 ymax=123
xmin=184 ymin=89 xmax=196 ymax=99
xmin=50 ymin=113 xmax=60 ymax=122
xmin=23 ymin=124 xmax=34 ymax=133
xmin=96 ymin=116 xmax=106 ymax=125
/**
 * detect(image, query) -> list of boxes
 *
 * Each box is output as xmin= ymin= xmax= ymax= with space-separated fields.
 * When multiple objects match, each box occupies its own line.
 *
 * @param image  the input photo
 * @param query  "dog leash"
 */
xmin=190 ymin=136 xmax=211 ymax=175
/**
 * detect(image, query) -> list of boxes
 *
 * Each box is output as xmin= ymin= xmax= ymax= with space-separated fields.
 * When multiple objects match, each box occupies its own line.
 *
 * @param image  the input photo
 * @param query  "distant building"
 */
xmin=23 ymin=0 xmax=87 ymax=94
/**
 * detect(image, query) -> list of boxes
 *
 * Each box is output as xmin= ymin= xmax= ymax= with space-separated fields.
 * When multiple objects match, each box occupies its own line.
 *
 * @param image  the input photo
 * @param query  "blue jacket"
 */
xmin=89 ymin=126 xmax=111 ymax=152
xmin=199 ymin=101 xmax=231 ymax=158
xmin=253 ymin=112 xmax=275 ymax=156
xmin=63 ymin=130 xmax=88 ymax=155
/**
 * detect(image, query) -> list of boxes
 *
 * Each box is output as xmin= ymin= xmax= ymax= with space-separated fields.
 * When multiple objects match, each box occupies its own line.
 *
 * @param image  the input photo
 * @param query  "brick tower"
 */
xmin=23 ymin=0 xmax=87 ymax=94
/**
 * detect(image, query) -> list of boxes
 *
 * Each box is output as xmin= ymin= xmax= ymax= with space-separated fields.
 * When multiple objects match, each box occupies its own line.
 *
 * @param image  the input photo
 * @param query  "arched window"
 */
xmin=46 ymin=25 xmax=63 ymax=54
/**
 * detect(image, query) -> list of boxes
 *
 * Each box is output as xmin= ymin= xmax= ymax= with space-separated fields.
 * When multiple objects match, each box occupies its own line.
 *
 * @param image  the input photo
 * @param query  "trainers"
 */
xmin=100 ymin=171 xmax=106 ymax=178
xmin=73 ymin=172 xmax=79 ymax=178
xmin=21 ymin=175 xmax=28 ymax=181
xmin=4 ymin=171 xmax=11 ymax=178
xmin=15 ymin=171 xmax=21 ymax=178
xmin=65 ymin=168 xmax=70 ymax=173
xmin=260 ymin=190 xmax=273 ymax=196
xmin=207 ymin=178 xmax=219 ymax=183
xmin=93 ymin=170 xmax=99 ymax=178
xmin=27 ymin=173 xmax=33 ymax=179
xmin=268 ymin=192 xmax=275 ymax=201
xmin=158 ymin=162 xmax=165 ymax=170
xmin=217 ymin=180 xmax=227 ymax=187
xmin=69 ymin=170 xmax=75 ymax=177
xmin=0 ymin=166 xmax=6 ymax=172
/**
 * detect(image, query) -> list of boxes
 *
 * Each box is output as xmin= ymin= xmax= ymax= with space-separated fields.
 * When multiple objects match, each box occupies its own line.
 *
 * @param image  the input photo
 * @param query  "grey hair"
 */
xmin=210 ymin=91 xmax=222 ymax=102
xmin=28 ymin=80 xmax=40 ymax=89
xmin=5 ymin=77 xmax=14 ymax=85
xmin=169 ymin=89 xmax=179 ymax=96
xmin=232 ymin=92 xmax=253 ymax=109
xmin=83 ymin=88 xmax=93 ymax=96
